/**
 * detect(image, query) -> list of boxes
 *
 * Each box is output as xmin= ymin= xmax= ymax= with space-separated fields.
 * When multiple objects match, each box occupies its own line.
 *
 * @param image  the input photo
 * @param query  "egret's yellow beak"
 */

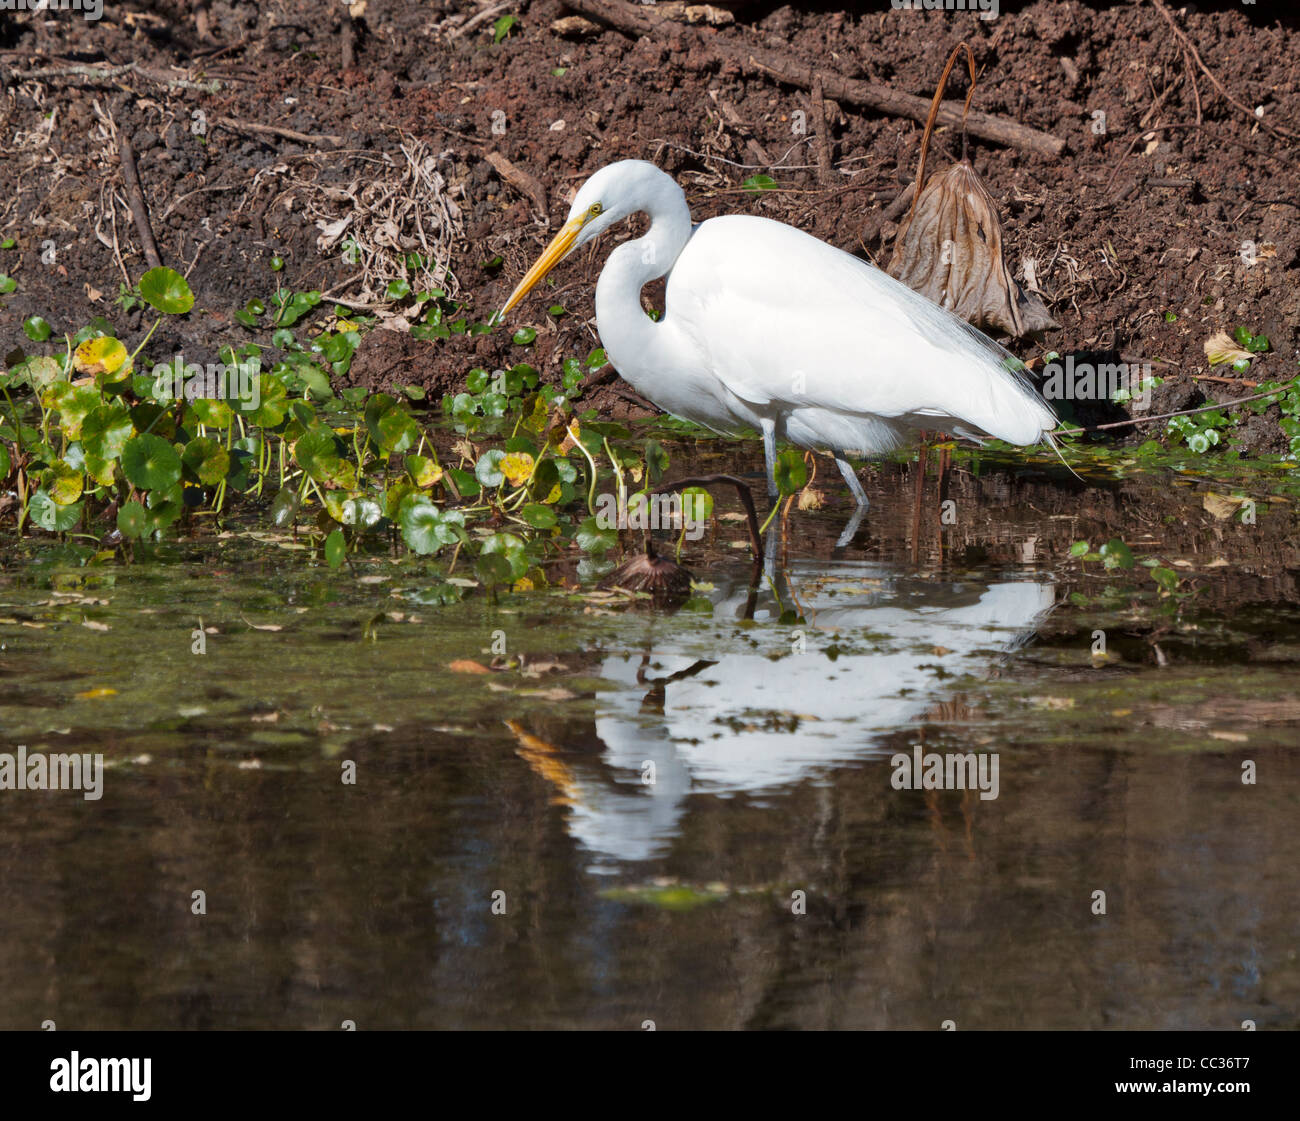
xmin=499 ymin=215 xmax=586 ymax=319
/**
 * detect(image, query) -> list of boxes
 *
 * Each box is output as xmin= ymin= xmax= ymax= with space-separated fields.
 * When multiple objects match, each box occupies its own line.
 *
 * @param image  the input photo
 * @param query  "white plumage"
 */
xmin=502 ymin=159 xmax=1056 ymax=505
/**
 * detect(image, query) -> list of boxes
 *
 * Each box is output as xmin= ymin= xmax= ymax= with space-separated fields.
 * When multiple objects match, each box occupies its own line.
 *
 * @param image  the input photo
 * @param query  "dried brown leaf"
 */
xmin=887 ymin=160 xmax=1058 ymax=338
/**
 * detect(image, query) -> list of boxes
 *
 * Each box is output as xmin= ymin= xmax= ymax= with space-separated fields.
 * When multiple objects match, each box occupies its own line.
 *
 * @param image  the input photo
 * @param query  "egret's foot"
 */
xmin=834 ymin=455 xmax=869 ymax=509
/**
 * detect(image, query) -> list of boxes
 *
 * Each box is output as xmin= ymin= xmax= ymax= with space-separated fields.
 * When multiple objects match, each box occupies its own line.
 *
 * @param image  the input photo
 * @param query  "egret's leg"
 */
xmin=760 ymin=419 xmax=778 ymax=499
xmin=834 ymin=506 xmax=866 ymax=552
xmin=835 ymin=454 xmax=869 ymax=509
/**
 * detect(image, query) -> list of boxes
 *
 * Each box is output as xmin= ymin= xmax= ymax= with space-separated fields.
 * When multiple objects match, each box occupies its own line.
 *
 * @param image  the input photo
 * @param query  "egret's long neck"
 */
xmin=593 ymin=192 xmax=692 ymax=377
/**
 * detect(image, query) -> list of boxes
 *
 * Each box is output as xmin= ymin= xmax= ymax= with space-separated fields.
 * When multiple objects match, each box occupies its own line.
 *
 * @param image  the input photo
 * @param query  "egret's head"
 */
xmin=499 ymin=160 xmax=672 ymax=318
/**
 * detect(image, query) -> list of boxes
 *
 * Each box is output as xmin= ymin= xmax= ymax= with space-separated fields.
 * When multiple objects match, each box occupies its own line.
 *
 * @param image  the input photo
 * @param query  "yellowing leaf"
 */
xmin=499 ymin=452 xmax=535 ymax=487
xmin=73 ymin=336 xmax=131 ymax=380
xmin=555 ymin=421 xmax=581 ymax=457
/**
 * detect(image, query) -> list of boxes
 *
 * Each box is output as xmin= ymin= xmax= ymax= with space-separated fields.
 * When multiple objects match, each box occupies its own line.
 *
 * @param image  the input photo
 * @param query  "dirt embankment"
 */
xmin=1 ymin=2 xmax=1296 ymax=446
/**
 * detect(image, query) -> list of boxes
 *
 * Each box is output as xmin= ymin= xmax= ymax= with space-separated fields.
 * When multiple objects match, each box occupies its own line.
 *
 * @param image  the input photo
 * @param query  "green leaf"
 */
xmin=774 ymin=448 xmax=807 ymax=495
xmin=0 ymin=275 xmax=16 ymax=294
xmin=138 ymin=266 xmax=195 ymax=314
xmin=116 ymin=500 xmax=148 ymax=539
xmin=30 ymin=491 xmax=84 ymax=532
xmin=0 ymin=443 xmax=9 ymax=479
xmin=242 ymin=374 xmax=288 ymax=427
xmin=341 ymin=497 xmax=382 ymax=528
xmin=121 ymin=433 xmax=182 ymax=491
xmin=742 ymin=174 xmax=778 ymax=193
xmin=385 ymin=279 xmax=412 ymax=300
xmin=28 ymin=489 xmax=82 ymax=532
xmin=493 ymin=14 xmax=519 ymax=43
xmin=679 ymin=486 xmax=713 ymax=526
xmin=325 ymin=528 xmax=346 ymax=569
xmin=182 ymin=436 xmax=231 ymax=486
xmin=519 ymin=503 xmax=557 ymax=529
xmin=376 ymin=407 xmax=418 ymax=454
xmin=481 ymin=532 xmax=528 ymax=579
xmin=1151 ymin=567 xmax=1180 ymax=592
xmin=513 ymin=327 xmax=537 ymax=346
xmin=448 ymin=467 xmax=480 ymax=497
xmin=475 ymin=551 xmax=513 ymax=586
xmin=294 ymin=425 xmax=342 ymax=483
xmin=190 ymin=397 xmax=232 ymax=428
xmin=44 ymin=384 xmax=103 ymax=441
xmin=398 ymin=494 xmax=461 ymax=555
xmin=576 ymin=515 xmax=617 ymax=554
xmin=1099 ymin=538 xmax=1135 ymax=570
xmin=23 ymin=316 xmax=52 ymax=341
xmin=1069 ymin=540 xmax=1090 ymax=558
xmin=81 ymin=404 xmax=134 ymax=461
xmin=269 ymin=487 xmax=301 ymax=527
xmin=475 ymin=448 xmax=506 ymax=488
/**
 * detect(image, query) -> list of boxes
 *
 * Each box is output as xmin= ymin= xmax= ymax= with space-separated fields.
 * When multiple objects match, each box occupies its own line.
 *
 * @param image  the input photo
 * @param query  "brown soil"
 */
xmin=1 ymin=1 xmax=1297 ymax=447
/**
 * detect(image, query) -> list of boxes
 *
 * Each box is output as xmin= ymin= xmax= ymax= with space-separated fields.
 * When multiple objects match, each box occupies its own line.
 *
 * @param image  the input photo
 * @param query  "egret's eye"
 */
xmin=588 ymin=203 xmax=603 ymax=218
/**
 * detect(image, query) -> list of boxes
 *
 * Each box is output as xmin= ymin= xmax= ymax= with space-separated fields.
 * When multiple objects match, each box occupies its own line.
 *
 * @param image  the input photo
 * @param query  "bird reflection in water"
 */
xmin=507 ymin=557 xmax=1056 ymax=867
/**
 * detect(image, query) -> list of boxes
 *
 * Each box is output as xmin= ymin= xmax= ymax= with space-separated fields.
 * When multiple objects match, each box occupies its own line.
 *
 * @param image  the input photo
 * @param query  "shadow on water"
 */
xmin=0 ymin=450 xmax=1297 ymax=1029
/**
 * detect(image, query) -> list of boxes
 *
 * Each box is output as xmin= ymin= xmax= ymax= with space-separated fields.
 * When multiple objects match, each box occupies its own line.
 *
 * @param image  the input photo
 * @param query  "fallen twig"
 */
xmin=563 ymin=0 xmax=1065 ymax=157
xmin=485 ymin=151 xmax=550 ymax=222
xmin=810 ymin=75 xmax=833 ymax=186
xmin=1148 ymin=0 xmax=1296 ymax=141
xmin=449 ymin=1 xmax=517 ymax=40
xmin=1056 ymin=380 xmax=1297 ymax=435
xmin=5 ymin=61 xmax=221 ymax=93
xmin=117 ymin=135 xmax=163 ymax=270
xmin=214 ymin=117 xmax=342 ymax=147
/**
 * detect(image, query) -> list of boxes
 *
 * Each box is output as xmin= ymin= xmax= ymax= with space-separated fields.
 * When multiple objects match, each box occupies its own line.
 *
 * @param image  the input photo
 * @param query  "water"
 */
xmin=1 ymin=456 xmax=1297 ymax=1029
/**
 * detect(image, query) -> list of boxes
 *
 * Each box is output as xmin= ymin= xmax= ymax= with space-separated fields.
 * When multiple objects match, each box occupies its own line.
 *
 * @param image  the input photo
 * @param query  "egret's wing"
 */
xmin=666 ymin=215 xmax=1055 ymax=445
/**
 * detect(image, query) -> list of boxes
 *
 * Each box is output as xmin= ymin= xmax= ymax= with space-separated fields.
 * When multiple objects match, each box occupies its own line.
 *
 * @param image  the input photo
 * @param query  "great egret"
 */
xmin=501 ymin=159 xmax=1056 ymax=507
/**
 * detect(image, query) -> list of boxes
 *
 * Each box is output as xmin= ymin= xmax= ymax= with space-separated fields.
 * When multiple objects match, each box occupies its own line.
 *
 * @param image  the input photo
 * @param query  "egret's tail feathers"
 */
xmin=1040 ymin=428 xmax=1084 ymax=482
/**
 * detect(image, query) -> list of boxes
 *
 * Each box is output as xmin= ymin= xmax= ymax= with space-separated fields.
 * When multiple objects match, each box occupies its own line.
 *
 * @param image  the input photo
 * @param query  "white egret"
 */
xmin=500 ymin=160 xmax=1057 ymax=507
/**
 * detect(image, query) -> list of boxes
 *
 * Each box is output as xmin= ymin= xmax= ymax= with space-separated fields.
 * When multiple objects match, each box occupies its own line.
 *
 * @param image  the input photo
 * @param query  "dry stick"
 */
xmin=1055 ymin=381 xmax=1297 ymax=436
xmin=651 ymin=473 xmax=763 ymax=565
xmin=1148 ymin=0 xmax=1296 ymax=141
xmin=448 ymin=1 xmax=517 ymax=40
xmin=740 ymin=46 xmax=1063 ymax=158
xmin=810 ymin=75 xmax=833 ymax=186
xmin=485 ymin=151 xmax=550 ymax=222
xmin=6 ymin=61 xmax=222 ymax=93
xmin=117 ymin=135 xmax=163 ymax=270
xmin=857 ymin=181 xmax=914 ymax=248
xmin=341 ymin=13 xmax=355 ymax=70
xmin=214 ymin=117 xmax=342 ymax=147
xmin=562 ymin=0 xmax=1064 ymax=157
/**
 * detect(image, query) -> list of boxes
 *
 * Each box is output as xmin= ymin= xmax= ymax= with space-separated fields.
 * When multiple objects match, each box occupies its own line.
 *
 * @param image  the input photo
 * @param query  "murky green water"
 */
xmin=2 ymin=456 xmax=1298 ymax=1029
